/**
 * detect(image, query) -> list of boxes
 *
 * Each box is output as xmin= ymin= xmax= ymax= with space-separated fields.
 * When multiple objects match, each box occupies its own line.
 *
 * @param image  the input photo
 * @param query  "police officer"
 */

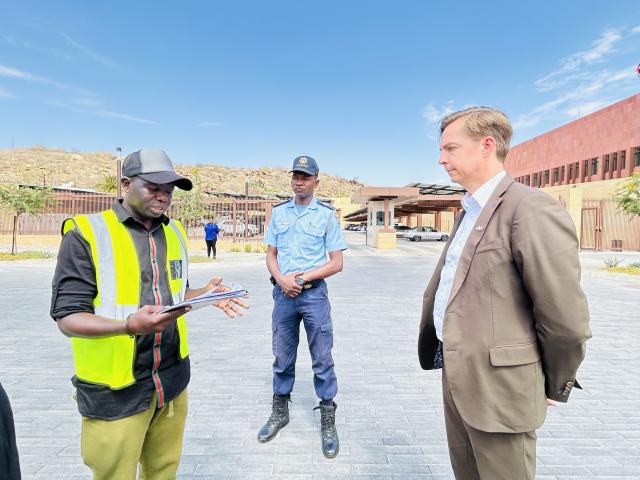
xmin=258 ymin=155 xmax=347 ymax=458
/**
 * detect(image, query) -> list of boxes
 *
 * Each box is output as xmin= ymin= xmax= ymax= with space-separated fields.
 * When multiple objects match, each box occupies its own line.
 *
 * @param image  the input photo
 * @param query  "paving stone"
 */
xmin=1 ymin=234 xmax=638 ymax=478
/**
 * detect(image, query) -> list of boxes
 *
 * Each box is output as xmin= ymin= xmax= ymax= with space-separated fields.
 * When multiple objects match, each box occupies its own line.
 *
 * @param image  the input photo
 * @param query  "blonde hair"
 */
xmin=440 ymin=107 xmax=512 ymax=161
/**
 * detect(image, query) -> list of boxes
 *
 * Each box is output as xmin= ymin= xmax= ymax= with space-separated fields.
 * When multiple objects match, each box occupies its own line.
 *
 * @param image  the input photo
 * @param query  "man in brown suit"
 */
xmin=418 ymin=107 xmax=591 ymax=479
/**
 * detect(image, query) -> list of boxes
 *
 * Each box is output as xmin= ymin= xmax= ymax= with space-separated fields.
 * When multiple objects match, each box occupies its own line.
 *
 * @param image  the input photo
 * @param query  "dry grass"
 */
xmin=0 ymin=146 xmax=362 ymax=197
xmin=606 ymin=266 xmax=640 ymax=275
xmin=0 ymin=251 xmax=54 ymax=261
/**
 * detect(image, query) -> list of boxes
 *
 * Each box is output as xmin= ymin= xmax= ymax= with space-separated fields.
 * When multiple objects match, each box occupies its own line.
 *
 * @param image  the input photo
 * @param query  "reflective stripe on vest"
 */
xmin=62 ymin=210 xmax=189 ymax=389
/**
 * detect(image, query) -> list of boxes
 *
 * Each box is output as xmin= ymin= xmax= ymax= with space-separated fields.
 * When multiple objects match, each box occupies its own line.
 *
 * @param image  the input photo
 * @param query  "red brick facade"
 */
xmin=505 ymin=94 xmax=640 ymax=188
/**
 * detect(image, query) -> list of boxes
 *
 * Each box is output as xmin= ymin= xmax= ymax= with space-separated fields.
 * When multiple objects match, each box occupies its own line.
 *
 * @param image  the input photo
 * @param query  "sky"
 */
xmin=1 ymin=1 xmax=639 ymax=187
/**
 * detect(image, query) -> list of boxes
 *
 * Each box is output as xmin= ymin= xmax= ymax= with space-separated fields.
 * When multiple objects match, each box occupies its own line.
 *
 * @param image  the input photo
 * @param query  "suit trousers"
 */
xmin=81 ymin=389 xmax=188 ymax=480
xmin=442 ymin=366 xmax=536 ymax=480
xmin=271 ymin=281 xmax=337 ymax=401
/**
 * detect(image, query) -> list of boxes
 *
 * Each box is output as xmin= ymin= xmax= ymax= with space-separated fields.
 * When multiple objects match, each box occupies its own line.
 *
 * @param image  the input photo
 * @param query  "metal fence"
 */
xmin=581 ymin=199 xmax=640 ymax=251
xmin=0 ymin=191 xmax=280 ymax=242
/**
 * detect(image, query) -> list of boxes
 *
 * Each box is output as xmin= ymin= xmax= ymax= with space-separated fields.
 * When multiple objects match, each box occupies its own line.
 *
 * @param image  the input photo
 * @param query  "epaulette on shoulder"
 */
xmin=317 ymin=200 xmax=335 ymax=210
xmin=273 ymin=199 xmax=290 ymax=208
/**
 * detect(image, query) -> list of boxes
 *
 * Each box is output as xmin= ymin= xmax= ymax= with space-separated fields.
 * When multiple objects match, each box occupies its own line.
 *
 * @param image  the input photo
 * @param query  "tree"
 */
xmin=172 ymin=169 xmax=209 ymax=235
xmin=96 ymin=174 xmax=118 ymax=193
xmin=614 ymin=172 xmax=640 ymax=217
xmin=0 ymin=185 xmax=57 ymax=254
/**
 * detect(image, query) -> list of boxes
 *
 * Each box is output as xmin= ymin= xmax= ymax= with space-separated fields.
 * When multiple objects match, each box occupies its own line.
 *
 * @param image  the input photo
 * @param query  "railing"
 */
xmin=0 ymin=191 xmax=280 ymax=242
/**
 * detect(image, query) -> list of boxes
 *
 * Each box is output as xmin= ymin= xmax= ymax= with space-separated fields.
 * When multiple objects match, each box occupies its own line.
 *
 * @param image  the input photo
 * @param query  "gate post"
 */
xmin=567 ymin=186 xmax=583 ymax=247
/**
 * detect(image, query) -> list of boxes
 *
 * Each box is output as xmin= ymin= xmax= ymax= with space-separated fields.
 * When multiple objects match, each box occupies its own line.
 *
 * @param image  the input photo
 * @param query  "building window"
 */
xmin=553 ymin=168 xmax=559 ymax=183
xmin=533 ymin=173 xmax=539 ymax=187
xmin=591 ymin=158 xmax=598 ymax=175
xmin=568 ymin=164 xmax=573 ymax=180
xmin=575 ymin=162 xmax=580 ymax=178
xmin=544 ymin=170 xmax=549 ymax=185
xmin=612 ymin=152 xmax=618 ymax=172
xmin=583 ymin=160 xmax=589 ymax=177
xmin=621 ymin=151 xmax=625 ymax=170
xmin=635 ymin=147 xmax=640 ymax=167
xmin=604 ymin=154 xmax=610 ymax=172
xmin=525 ymin=175 xmax=530 ymax=186
xmin=560 ymin=166 xmax=565 ymax=182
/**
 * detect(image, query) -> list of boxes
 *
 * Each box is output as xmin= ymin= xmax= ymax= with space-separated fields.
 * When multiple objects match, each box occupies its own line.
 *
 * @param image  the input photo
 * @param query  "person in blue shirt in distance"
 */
xmin=204 ymin=219 xmax=219 ymax=259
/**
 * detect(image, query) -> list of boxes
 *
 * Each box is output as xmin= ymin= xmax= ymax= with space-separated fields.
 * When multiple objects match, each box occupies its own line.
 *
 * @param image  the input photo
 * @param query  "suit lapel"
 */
xmin=446 ymin=175 xmax=514 ymax=308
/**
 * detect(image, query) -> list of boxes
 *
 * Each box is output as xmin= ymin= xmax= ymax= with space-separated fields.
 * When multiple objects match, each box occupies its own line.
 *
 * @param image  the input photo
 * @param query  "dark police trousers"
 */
xmin=271 ymin=280 xmax=337 ymax=400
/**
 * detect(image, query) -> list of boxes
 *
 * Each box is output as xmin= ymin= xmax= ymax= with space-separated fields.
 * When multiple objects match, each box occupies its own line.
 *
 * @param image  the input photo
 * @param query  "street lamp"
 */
xmin=116 ymin=147 xmax=122 ymax=198
xmin=244 ymin=175 xmax=249 ymax=239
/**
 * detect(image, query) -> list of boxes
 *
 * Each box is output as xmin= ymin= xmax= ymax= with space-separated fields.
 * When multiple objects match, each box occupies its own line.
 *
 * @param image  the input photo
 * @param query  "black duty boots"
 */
xmin=257 ymin=394 xmax=290 ymax=443
xmin=314 ymin=401 xmax=339 ymax=458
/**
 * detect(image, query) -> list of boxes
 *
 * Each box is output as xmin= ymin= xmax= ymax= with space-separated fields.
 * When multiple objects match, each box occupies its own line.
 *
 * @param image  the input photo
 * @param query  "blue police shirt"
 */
xmin=264 ymin=197 xmax=347 ymax=276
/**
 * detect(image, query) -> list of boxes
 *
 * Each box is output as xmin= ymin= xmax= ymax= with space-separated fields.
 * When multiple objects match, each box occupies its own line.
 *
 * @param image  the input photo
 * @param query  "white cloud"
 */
xmin=48 ymin=100 xmax=157 ymax=125
xmin=0 ymin=63 xmax=94 ymax=96
xmin=562 ymin=100 xmax=609 ymax=118
xmin=514 ymin=26 xmax=639 ymax=132
xmin=513 ymin=67 xmax=635 ymax=130
xmin=96 ymin=110 xmax=157 ymax=124
xmin=422 ymin=101 xmax=457 ymax=124
xmin=61 ymin=33 xmax=117 ymax=68
xmin=197 ymin=121 xmax=223 ymax=128
xmin=72 ymin=97 xmax=104 ymax=108
xmin=632 ymin=26 xmax=640 ymax=34
xmin=534 ymin=29 xmax=623 ymax=91
xmin=0 ymin=64 xmax=40 ymax=81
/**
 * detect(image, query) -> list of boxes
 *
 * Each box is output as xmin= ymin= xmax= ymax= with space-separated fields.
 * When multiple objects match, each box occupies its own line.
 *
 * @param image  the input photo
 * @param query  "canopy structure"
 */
xmin=346 ymin=183 xmax=464 ymax=249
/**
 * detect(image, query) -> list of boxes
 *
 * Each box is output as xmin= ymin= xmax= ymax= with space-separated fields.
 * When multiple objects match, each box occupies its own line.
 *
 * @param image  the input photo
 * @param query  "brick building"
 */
xmin=506 ymin=93 xmax=640 ymax=251
xmin=506 ymin=93 xmax=640 ymax=187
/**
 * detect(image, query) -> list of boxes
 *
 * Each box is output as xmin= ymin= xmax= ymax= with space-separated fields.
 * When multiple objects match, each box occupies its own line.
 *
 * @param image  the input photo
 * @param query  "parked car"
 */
xmin=346 ymin=222 xmax=366 ymax=232
xmin=393 ymin=224 xmax=412 ymax=237
xmin=217 ymin=219 xmax=258 ymax=237
xmin=406 ymin=226 xmax=450 ymax=242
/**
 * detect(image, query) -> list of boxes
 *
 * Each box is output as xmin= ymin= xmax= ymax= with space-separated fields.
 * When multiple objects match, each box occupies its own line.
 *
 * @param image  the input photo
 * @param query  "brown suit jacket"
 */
xmin=418 ymin=174 xmax=591 ymax=433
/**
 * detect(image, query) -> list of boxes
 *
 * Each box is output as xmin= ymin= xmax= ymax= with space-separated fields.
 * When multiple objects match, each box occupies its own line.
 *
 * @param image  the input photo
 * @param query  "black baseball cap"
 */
xmin=122 ymin=149 xmax=193 ymax=191
xmin=289 ymin=155 xmax=319 ymax=176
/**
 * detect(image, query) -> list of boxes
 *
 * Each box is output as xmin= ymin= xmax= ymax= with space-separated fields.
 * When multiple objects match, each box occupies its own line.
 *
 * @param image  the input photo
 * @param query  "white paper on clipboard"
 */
xmin=159 ymin=282 xmax=248 ymax=314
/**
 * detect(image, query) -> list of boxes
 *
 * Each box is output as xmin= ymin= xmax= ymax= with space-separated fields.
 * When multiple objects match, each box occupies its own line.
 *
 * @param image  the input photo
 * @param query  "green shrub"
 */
xmin=603 ymin=257 xmax=622 ymax=268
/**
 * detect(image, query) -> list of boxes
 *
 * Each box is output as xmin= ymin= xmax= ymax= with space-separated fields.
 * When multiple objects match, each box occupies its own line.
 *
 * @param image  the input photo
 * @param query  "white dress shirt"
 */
xmin=433 ymin=170 xmax=507 ymax=342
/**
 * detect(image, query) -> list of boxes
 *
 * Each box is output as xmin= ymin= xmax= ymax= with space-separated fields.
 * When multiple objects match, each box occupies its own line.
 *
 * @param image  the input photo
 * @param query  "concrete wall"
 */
xmin=333 ymin=196 xmax=362 ymax=226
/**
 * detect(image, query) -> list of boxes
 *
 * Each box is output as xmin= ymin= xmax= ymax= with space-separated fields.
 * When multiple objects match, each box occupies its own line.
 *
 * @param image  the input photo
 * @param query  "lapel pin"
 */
xmin=475 ymin=225 xmax=485 ymax=231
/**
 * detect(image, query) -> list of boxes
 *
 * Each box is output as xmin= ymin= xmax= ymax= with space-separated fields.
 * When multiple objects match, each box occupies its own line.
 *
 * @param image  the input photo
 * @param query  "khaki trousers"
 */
xmin=442 ymin=369 xmax=536 ymax=480
xmin=81 ymin=389 xmax=188 ymax=480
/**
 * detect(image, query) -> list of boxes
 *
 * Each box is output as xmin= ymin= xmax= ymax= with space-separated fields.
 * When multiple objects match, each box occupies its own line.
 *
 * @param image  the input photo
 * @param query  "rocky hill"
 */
xmin=0 ymin=146 xmax=363 ymax=198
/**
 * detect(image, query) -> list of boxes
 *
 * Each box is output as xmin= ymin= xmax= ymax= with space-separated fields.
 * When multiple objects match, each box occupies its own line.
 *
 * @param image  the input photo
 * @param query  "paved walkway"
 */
xmin=1 ymin=232 xmax=639 ymax=479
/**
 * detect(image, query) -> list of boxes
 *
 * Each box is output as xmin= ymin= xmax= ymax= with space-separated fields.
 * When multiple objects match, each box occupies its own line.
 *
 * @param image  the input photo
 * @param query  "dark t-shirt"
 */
xmin=50 ymin=201 xmax=190 ymax=420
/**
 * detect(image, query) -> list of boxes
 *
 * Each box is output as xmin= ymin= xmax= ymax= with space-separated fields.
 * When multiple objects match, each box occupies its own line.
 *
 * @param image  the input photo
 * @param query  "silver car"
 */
xmin=406 ymin=226 xmax=450 ymax=242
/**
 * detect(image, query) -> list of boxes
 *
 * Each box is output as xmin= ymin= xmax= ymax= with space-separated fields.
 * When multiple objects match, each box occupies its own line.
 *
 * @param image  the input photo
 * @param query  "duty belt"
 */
xmin=270 ymin=276 xmax=316 ymax=290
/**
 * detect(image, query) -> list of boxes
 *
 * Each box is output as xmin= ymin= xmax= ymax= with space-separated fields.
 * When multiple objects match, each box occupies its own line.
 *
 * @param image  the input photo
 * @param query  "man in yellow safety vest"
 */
xmin=50 ymin=149 xmax=248 ymax=479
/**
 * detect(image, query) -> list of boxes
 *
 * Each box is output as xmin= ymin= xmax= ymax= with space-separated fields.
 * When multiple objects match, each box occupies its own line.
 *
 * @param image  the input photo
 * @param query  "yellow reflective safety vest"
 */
xmin=62 ymin=209 xmax=189 ymax=389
